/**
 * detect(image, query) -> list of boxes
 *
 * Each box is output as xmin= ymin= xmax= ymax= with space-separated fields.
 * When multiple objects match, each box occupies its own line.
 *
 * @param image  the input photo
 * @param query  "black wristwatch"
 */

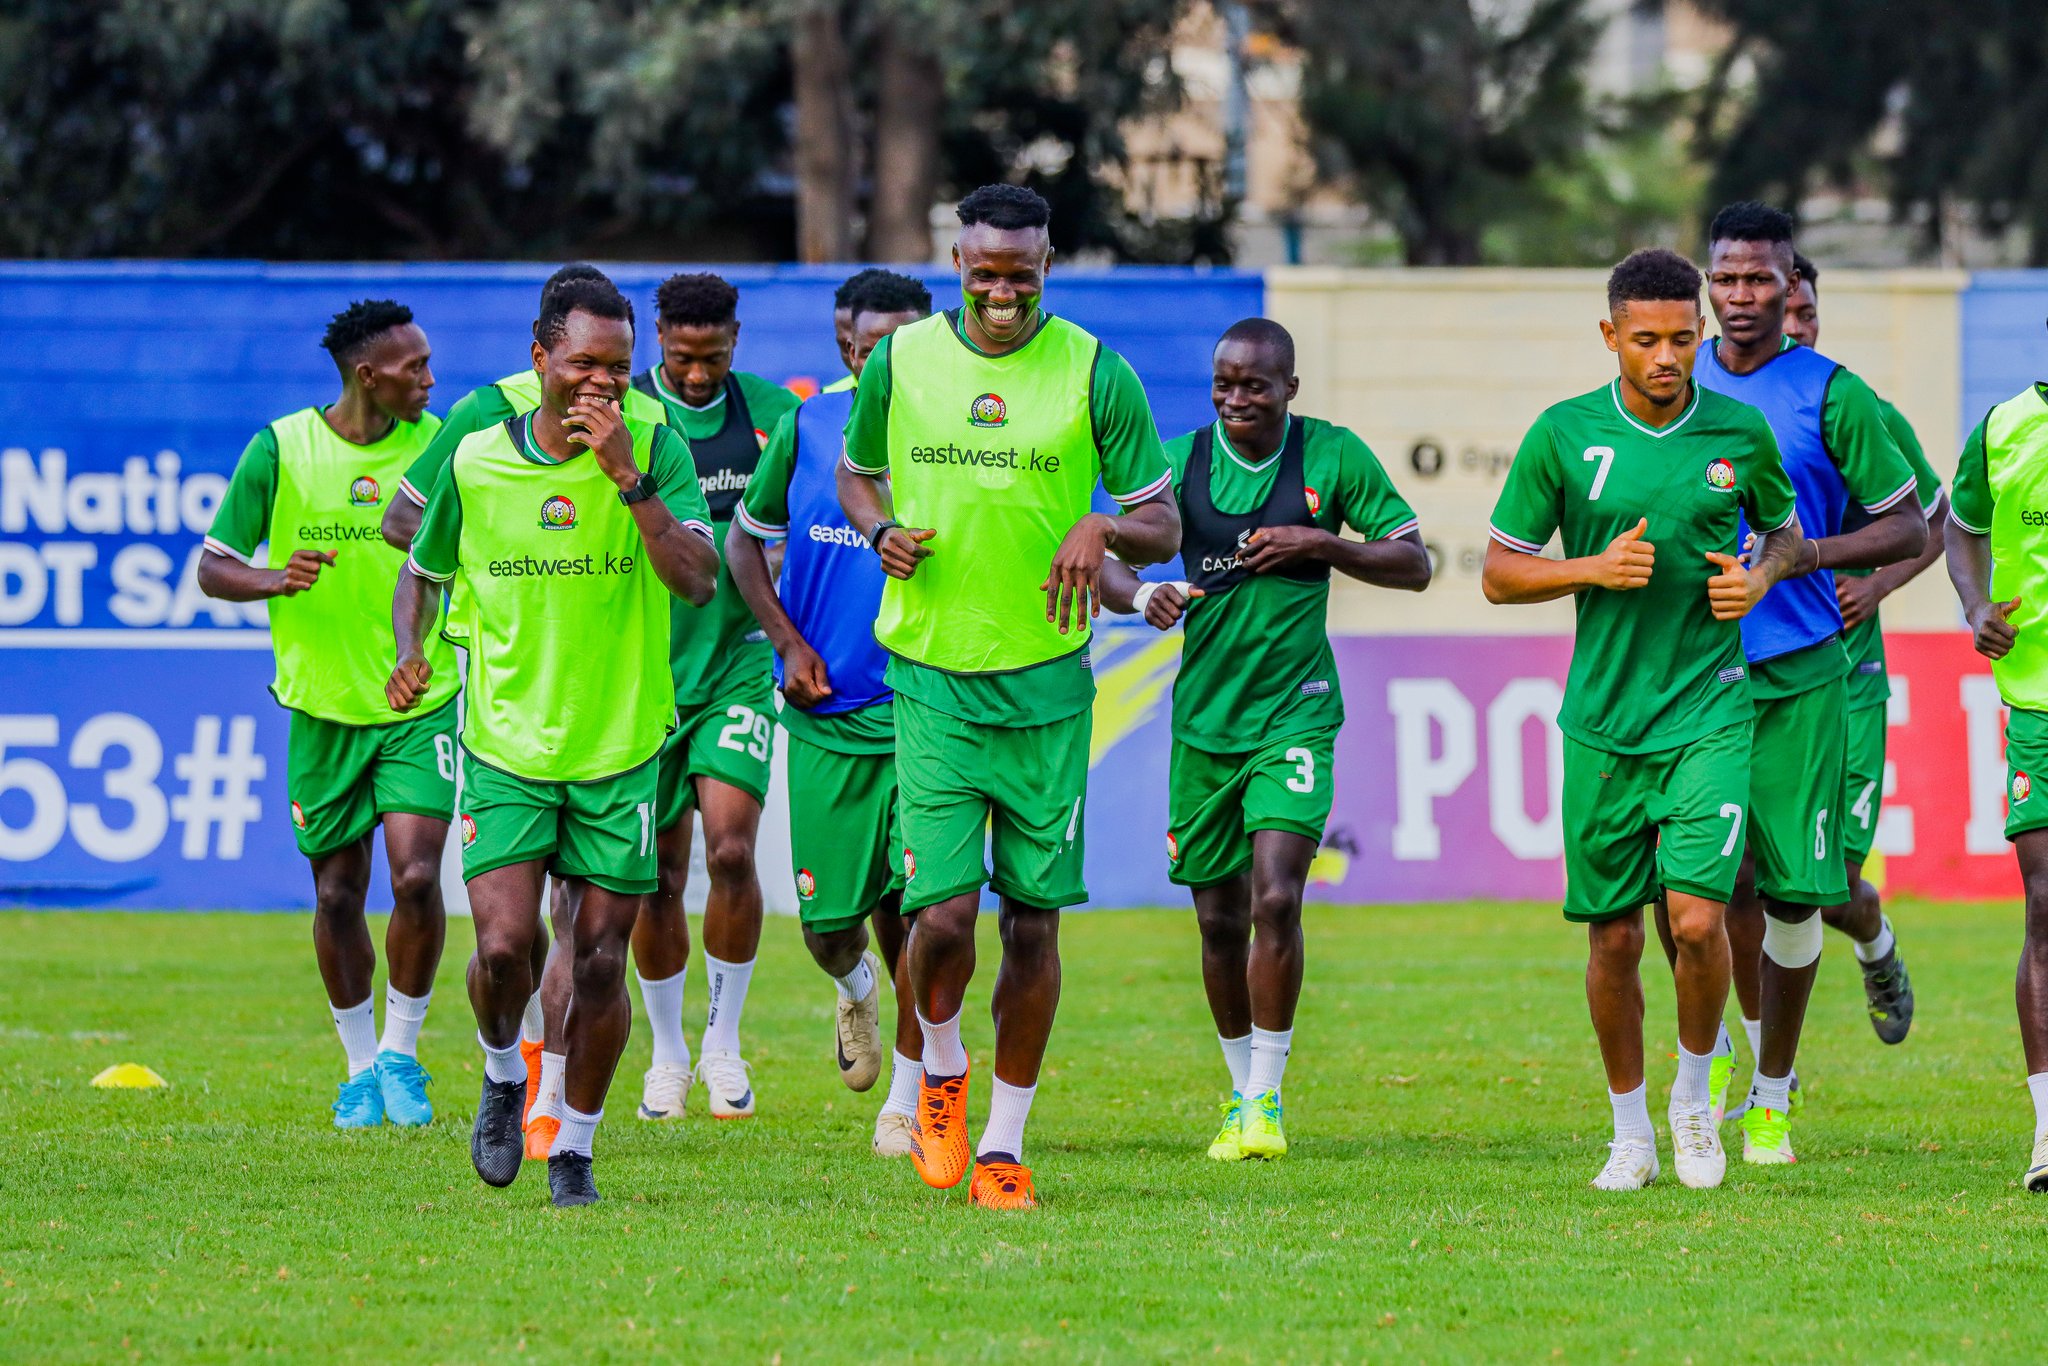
xmin=869 ymin=519 xmax=900 ymax=553
xmin=618 ymin=472 xmax=657 ymax=505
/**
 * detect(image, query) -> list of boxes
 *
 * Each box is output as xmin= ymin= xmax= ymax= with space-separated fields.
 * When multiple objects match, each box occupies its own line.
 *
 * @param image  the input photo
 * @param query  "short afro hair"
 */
xmin=655 ymin=272 xmax=739 ymax=328
xmin=834 ymin=267 xmax=892 ymax=312
xmin=956 ymin=183 xmax=1052 ymax=232
xmin=1217 ymin=317 xmax=1296 ymax=375
xmin=1708 ymin=200 xmax=1796 ymax=247
xmin=534 ymin=275 xmax=634 ymax=350
xmin=321 ymin=299 xmax=414 ymax=365
xmin=1606 ymin=249 xmax=1702 ymax=312
xmin=851 ymin=270 xmax=933 ymax=320
xmin=1793 ymin=250 xmax=1819 ymax=292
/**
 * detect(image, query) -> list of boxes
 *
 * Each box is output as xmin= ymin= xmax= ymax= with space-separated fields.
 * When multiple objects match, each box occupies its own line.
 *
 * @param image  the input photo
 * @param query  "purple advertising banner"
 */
xmin=1084 ymin=627 xmax=1573 ymax=908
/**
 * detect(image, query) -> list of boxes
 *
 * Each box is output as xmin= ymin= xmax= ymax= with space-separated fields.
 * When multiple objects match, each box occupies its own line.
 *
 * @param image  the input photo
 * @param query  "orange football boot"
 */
xmin=520 ymin=1039 xmax=543 ymax=1127
xmin=909 ymin=1065 xmax=972 ymax=1190
xmin=969 ymin=1157 xmax=1037 ymax=1211
xmin=524 ymin=1113 xmax=560 ymax=1162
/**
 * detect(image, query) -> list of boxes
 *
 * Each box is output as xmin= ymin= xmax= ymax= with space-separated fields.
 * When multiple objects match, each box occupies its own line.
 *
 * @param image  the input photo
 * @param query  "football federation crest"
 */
xmin=903 ymin=847 xmax=918 ymax=880
xmin=970 ymin=393 xmax=1007 ymax=428
xmin=290 ymin=801 xmax=306 ymax=829
xmin=1705 ymin=458 xmax=1737 ymax=492
xmin=797 ymin=868 xmax=817 ymax=900
xmin=461 ymin=813 xmax=478 ymax=847
xmin=539 ymin=495 xmax=577 ymax=530
xmin=2015 ymin=771 xmax=2033 ymax=805
xmin=349 ymin=475 xmax=381 ymax=507
xmin=1303 ymin=485 xmax=1322 ymax=516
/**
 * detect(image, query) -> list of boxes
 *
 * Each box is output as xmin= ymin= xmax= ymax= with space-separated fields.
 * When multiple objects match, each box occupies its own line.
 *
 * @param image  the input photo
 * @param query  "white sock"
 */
xmin=520 ymin=991 xmax=545 ymax=1045
xmin=918 ymin=1007 xmax=968 ymax=1077
xmin=834 ymin=956 xmax=877 ymax=1003
xmin=881 ymin=1050 xmax=920 ymax=1118
xmin=479 ymin=1032 xmax=528 ymax=1085
xmin=701 ymin=954 xmax=755 ymax=1056
xmin=1854 ymin=916 xmax=1897 ymax=965
xmin=1749 ymin=1069 xmax=1793 ymax=1115
xmin=979 ymin=1077 xmax=1037 ymax=1160
xmin=378 ymin=986 xmax=430 ymax=1058
xmin=331 ymin=997 xmax=377 ymax=1077
xmin=1715 ymin=1021 xmax=1733 ymax=1057
xmin=1218 ymin=1032 xmax=1252 ymax=1095
xmin=2029 ymin=1072 xmax=2048 ymax=1142
xmin=533 ymin=1050 xmax=567 ymax=1123
xmin=637 ymin=969 xmax=691 ymax=1070
xmin=1671 ymin=1043 xmax=1712 ymax=1112
xmin=554 ymin=1103 xmax=602 ymax=1157
xmin=1247 ymin=1025 xmax=1292 ymax=1098
xmin=1741 ymin=1016 xmax=1763 ymax=1059
xmin=1610 ymin=1081 xmax=1653 ymax=1144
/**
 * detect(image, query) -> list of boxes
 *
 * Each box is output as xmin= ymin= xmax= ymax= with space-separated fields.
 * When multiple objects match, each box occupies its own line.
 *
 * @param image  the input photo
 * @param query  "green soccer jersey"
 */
xmin=1165 ymin=416 xmax=1419 ymax=752
xmin=843 ymin=311 xmax=1171 ymax=728
xmin=408 ymin=415 xmax=713 ymax=781
xmin=1489 ymin=380 xmax=1797 ymax=754
xmin=1840 ymin=396 xmax=1944 ymax=710
xmin=1952 ymin=383 xmax=2048 ymax=710
xmin=398 ymin=370 xmax=669 ymax=508
xmin=208 ymin=407 xmax=458 ymax=726
xmin=637 ymin=367 xmax=802 ymax=708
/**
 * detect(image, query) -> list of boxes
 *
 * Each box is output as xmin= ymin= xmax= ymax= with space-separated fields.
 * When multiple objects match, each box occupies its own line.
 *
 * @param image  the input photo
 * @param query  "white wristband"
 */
xmin=1131 ymin=580 xmax=1192 ymax=613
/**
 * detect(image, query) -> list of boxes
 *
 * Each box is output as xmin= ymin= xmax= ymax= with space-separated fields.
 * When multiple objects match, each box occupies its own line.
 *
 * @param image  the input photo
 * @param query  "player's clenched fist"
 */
xmin=386 ymin=651 xmax=434 ymax=713
xmin=278 ymin=548 xmax=334 ymax=595
xmin=875 ymin=525 xmax=936 ymax=580
xmin=1591 ymin=518 xmax=1654 ymax=590
xmin=1971 ymin=595 xmax=2022 ymax=661
xmin=1133 ymin=581 xmax=1203 ymax=630
xmin=1704 ymin=550 xmax=1767 ymax=620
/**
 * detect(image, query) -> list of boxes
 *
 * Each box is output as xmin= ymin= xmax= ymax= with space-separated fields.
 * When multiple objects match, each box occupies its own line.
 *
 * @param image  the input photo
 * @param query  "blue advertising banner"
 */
xmin=1960 ymin=270 xmax=2048 ymax=439
xmin=0 ymin=261 xmax=1262 ymax=908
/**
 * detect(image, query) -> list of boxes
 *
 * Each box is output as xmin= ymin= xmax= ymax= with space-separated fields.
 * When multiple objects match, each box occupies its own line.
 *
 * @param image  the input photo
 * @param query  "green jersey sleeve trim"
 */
xmin=1822 ymin=367 xmax=1918 ymax=514
xmin=1091 ymin=347 xmax=1172 ymax=505
xmin=841 ymin=334 xmax=892 ymax=475
xmin=407 ymin=453 xmax=464 ymax=581
xmin=205 ymin=424 xmax=282 ymax=562
xmin=736 ymin=408 xmax=799 ymax=541
xmin=402 ymin=386 xmax=517 ymax=506
xmin=1950 ymin=414 xmax=1994 ymax=534
xmin=1488 ymin=413 xmax=1562 ymax=552
xmin=1325 ymin=422 xmax=1421 ymax=542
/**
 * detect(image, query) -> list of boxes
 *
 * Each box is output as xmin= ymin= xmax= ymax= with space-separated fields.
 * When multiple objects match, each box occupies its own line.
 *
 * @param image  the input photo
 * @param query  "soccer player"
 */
xmin=1484 ymin=249 xmax=1804 ymax=1191
xmin=827 ymin=268 xmax=891 ymax=394
xmin=389 ymin=276 xmax=718 ymax=1207
xmin=727 ymin=270 xmax=934 ymax=1156
xmin=837 ymin=183 xmax=1182 ymax=1209
xmin=1097 ymin=318 xmax=1430 ymax=1162
xmin=198 ymin=299 xmax=455 ymax=1128
xmin=629 ymin=272 xmax=803 ymax=1121
xmin=1694 ymin=202 xmax=1925 ymax=1165
xmin=1946 ymin=345 xmax=2048 ymax=1189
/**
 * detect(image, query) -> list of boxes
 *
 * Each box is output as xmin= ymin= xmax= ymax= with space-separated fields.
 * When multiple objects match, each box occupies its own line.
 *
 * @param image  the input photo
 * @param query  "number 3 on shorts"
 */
xmin=1285 ymin=746 xmax=1315 ymax=793
xmin=717 ymin=705 xmax=772 ymax=761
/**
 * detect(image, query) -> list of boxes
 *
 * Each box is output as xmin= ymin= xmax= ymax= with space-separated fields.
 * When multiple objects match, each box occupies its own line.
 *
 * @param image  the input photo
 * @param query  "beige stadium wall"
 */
xmin=1264 ymin=267 xmax=1968 ymax=635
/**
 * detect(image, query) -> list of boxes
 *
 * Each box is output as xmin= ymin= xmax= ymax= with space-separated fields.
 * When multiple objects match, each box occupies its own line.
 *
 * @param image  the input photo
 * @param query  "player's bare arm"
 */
xmin=1096 ymin=555 xmax=1202 ymax=630
xmin=196 ymin=546 xmax=334 ymax=601
xmin=572 ymin=398 xmax=716 ymax=606
xmin=386 ymin=563 xmax=441 ymax=712
xmin=1800 ymin=495 xmax=1926 ymax=574
xmin=1239 ymin=523 xmax=1431 ymax=591
xmin=1042 ymin=494 xmax=1180 ymax=634
xmin=380 ymin=496 xmax=423 ymax=552
xmin=1482 ymin=516 xmax=1654 ymax=605
xmin=725 ymin=517 xmax=833 ymax=709
xmin=1841 ymin=495 xmax=1949 ymax=627
xmin=1947 ymin=517 xmax=2019 ymax=660
xmin=835 ymin=463 xmax=934 ymax=580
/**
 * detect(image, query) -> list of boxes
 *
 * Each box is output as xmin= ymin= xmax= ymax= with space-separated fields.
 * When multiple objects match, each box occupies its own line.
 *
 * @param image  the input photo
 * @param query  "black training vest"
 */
xmin=633 ymin=370 xmax=759 ymax=520
xmin=1182 ymin=416 xmax=1329 ymax=594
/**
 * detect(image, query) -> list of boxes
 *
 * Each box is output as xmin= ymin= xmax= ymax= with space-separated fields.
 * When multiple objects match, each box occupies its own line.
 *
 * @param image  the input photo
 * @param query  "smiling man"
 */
xmin=199 ymin=299 xmax=455 ymax=1132
xmin=390 ymin=276 xmax=719 ymax=1207
xmin=1098 ymin=318 xmax=1429 ymax=1164
xmin=836 ymin=183 xmax=1182 ymax=1210
xmin=1484 ymin=250 xmax=1804 ymax=1192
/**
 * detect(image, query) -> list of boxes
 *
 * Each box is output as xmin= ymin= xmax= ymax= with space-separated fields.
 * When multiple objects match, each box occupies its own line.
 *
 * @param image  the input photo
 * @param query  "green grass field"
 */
xmin=4 ymin=902 xmax=2046 ymax=1362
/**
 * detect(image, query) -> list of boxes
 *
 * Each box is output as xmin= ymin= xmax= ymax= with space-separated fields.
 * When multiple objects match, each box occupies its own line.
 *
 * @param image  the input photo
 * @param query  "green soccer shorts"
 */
xmin=458 ymin=750 xmax=659 ymax=895
xmin=1749 ymin=676 xmax=1851 ymax=906
xmin=786 ymin=733 xmax=902 ymax=934
xmin=1560 ymin=720 xmax=1752 ymax=922
xmin=1167 ymin=730 xmax=1336 ymax=888
xmin=656 ymin=674 xmax=777 ymax=829
xmin=1842 ymin=701 xmax=1887 ymax=865
xmin=2004 ymin=707 xmax=2048 ymax=840
xmin=893 ymin=696 xmax=1090 ymax=914
xmin=286 ymin=700 xmax=457 ymax=858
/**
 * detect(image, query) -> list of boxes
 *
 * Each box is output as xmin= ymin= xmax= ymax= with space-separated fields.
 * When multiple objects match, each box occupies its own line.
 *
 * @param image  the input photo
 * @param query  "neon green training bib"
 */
xmin=1983 ymin=390 xmax=2048 ymax=709
xmin=877 ymin=312 xmax=1103 ymax=673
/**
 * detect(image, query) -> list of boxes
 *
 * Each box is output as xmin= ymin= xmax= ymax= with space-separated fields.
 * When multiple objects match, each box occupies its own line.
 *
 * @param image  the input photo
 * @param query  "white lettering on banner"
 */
xmin=1960 ymin=674 xmax=2008 ymax=856
xmin=0 ymin=542 xmax=104 ymax=625
xmin=1 ymin=448 xmax=222 ymax=535
xmin=1876 ymin=675 xmax=1913 ymax=856
xmin=1485 ymin=678 xmax=1564 ymax=858
xmin=1388 ymin=679 xmax=1477 ymax=861
xmin=0 ymin=713 xmax=262 ymax=863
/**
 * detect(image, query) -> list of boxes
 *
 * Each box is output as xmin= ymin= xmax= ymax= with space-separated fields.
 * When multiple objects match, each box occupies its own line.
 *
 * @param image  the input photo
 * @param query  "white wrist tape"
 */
xmin=1131 ymin=581 xmax=1192 ymax=614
